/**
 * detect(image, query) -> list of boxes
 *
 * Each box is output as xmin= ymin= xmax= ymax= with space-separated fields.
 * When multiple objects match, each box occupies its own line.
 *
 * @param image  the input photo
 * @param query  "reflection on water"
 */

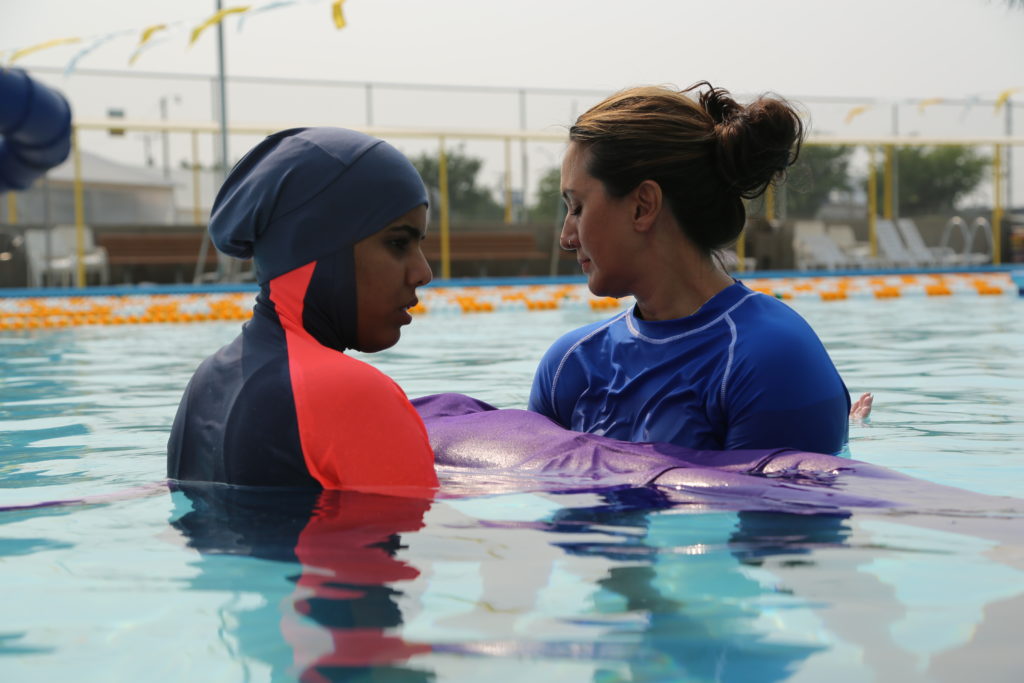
xmin=170 ymin=484 xmax=434 ymax=681
xmin=155 ymin=484 xmax=1022 ymax=682
xmin=1 ymin=293 xmax=1022 ymax=680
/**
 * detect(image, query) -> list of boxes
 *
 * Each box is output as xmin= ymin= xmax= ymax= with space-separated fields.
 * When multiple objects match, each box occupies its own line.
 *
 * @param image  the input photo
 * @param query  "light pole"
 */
xmin=159 ymin=94 xmax=182 ymax=180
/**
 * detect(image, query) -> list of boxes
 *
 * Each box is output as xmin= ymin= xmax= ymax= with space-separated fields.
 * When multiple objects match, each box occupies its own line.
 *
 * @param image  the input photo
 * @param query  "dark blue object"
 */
xmin=0 ymin=68 xmax=72 ymax=193
xmin=208 ymin=127 xmax=428 ymax=283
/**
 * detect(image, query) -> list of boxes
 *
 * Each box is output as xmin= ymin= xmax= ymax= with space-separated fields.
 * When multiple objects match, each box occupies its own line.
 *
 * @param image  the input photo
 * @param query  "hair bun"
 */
xmin=693 ymin=84 xmax=804 ymax=199
xmin=695 ymin=82 xmax=743 ymax=126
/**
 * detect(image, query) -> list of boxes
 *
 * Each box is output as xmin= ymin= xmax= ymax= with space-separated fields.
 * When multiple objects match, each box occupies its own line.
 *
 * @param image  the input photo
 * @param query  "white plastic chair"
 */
xmin=896 ymin=218 xmax=961 ymax=266
xmin=24 ymin=228 xmax=75 ymax=287
xmin=52 ymin=225 xmax=110 ymax=285
xmin=793 ymin=233 xmax=860 ymax=270
xmin=874 ymin=219 xmax=924 ymax=268
xmin=827 ymin=224 xmax=880 ymax=266
xmin=793 ymin=220 xmax=832 ymax=269
xmin=793 ymin=220 xmax=826 ymax=240
xmin=717 ymin=248 xmax=757 ymax=272
xmin=23 ymin=226 xmax=109 ymax=287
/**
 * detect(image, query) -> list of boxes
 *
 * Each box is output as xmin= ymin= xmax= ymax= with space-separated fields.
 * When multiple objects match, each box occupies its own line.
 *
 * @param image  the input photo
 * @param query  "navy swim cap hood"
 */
xmin=209 ymin=127 xmax=428 ymax=283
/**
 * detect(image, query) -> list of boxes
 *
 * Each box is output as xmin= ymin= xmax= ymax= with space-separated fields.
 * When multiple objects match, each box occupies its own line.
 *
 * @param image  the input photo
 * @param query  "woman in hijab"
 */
xmin=167 ymin=127 xmax=437 ymax=492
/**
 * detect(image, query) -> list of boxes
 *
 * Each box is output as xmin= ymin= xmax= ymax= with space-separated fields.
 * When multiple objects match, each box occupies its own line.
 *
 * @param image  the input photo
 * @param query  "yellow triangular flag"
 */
xmin=994 ymin=88 xmax=1023 ymax=113
xmin=332 ymin=0 xmax=347 ymax=29
xmin=9 ymin=37 xmax=81 ymax=65
xmin=190 ymin=6 xmax=251 ymax=46
xmin=129 ymin=24 xmax=168 ymax=65
xmin=917 ymin=97 xmax=943 ymax=114
xmin=844 ymin=105 xmax=870 ymax=125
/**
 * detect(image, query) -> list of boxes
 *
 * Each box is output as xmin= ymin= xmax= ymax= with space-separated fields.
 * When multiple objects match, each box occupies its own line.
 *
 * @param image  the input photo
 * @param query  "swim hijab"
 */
xmin=209 ymin=127 xmax=428 ymax=283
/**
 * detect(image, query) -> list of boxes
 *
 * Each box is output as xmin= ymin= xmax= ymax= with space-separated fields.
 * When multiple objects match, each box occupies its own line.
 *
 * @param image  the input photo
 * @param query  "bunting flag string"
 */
xmin=844 ymin=105 xmax=870 ymax=125
xmin=959 ymin=94 xmax=981 ymax=122
xmin=190 ymin=6 xmax=253 ymax=46
xmin=916 ymin=97 xmax=943 ymax=115
xmin=994 ymin=87 xmax=1023 ymax=113
xmin=129 ymin=24 xmax=171 ymax=65
xmin=237 ymin=1 xmax=299 ymax=31
xmin=8 ymin=37 xmax=82 ymax=65
xmin=1 ymin=0 xmax=349 ymax=74
xmin=64 ymin=31 xmax=133 ymax=77
xmin=332 ymin=0 xmax=347 ymax=29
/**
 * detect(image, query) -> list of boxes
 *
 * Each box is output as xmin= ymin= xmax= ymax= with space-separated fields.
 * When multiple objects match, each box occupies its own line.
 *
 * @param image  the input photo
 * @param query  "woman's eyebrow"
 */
xmin=388 ymin=224 xmax=426 ymax=239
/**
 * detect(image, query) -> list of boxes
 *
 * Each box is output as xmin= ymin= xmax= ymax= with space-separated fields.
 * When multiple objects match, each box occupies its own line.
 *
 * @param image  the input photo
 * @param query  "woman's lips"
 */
xmin=399 ymin=298 xmax=418 ymax=324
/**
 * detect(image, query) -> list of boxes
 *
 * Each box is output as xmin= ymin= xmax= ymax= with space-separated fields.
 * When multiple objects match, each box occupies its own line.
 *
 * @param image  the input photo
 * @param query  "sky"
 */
xmin=3 ymin=0 xmax=1023 ymax=99
xmin=3 ymin=0 xmax=1024 ymax=203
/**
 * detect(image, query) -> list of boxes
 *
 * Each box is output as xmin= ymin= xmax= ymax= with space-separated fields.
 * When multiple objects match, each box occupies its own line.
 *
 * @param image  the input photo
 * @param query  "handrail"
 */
xmin=70 ymin=118 xmax=1024 ymax=147
xmin=968 ymin=217 xmax=994 ymax=259
xmin=940 ymin=216 xmax=994 ymax=262
xmin=12 ymin=115 xmax=1024 ymax=285
xmin=73 ymin=118 xmax=569 ymax=142
xmin=940 ymin=217 xmax=969 ymax=254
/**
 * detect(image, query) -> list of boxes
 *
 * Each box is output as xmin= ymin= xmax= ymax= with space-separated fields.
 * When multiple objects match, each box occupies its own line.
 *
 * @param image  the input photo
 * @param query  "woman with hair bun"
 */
xmin=529 ymin=83 xmax=858 ymax=456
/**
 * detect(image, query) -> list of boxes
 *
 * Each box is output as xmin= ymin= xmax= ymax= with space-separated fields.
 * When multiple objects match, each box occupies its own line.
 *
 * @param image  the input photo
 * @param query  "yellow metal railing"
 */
xmin=867 ymin=146 xmax=879 ymax=258
xmin=437 ymin=136 xmax=451 ymax=280
xmin=12 ymin=119 xmax=1023 ymax=287
xmin=993 ymin=144 xmax=1003 ymax=265
xmin=883 ymin=144 xmax=895 ymax=220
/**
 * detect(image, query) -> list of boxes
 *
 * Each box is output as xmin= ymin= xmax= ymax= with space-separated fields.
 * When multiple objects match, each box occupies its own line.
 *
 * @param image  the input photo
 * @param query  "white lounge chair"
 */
xmin=793 ymin=233 xmax=861 ymax=270
xmin=896 ymin=218 xmax=962 ymax=267
xmin=793 ymin=220 xmax=826 ymax=241
xmin=827 ymin=224 xmax=881 ymax=267
xmin=717 ymin=248 xmax=756 ymax=272
xmin=874 ymin=218 xmax=924 ymax=268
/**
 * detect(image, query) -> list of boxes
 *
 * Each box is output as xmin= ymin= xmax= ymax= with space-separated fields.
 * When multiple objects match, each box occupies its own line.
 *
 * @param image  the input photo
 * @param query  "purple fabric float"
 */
xmin=5 ymin=392 xmax=1021 ymax=534
xmin=414 ymin=393 xmax=1023 ymax=519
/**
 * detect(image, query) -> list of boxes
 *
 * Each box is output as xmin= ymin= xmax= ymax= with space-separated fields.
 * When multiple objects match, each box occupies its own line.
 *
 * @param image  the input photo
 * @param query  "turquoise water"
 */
xmin=1 ymin=290 xmax=1022 ymax=681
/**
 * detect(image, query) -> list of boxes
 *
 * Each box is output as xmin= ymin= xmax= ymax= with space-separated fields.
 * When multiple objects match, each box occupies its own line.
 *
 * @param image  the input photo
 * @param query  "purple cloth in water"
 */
xmin=413 ymin=393 xmax=1024 ymax=519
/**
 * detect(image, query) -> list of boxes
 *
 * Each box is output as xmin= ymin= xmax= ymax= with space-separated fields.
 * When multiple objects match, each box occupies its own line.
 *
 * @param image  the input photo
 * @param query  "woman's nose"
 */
xmin=559 ymin=223 xmax=578 ymax=251
xmin=411 ymin=249 xmax=433 ymax=287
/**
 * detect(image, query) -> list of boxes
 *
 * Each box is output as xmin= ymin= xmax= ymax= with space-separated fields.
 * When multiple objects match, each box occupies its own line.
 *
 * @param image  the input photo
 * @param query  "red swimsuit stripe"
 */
xmin=269 ymin=263 xmax=438 ymax=491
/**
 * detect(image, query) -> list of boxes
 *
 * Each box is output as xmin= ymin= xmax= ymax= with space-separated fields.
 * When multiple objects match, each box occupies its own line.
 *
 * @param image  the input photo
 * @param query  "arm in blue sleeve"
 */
xmin=722 ymin=334 xmax=851 ymax=455
xmin=527 ymin=326 xmax=593 ymax=426
xmin=528 ymin=352 xmax=556 ymax=418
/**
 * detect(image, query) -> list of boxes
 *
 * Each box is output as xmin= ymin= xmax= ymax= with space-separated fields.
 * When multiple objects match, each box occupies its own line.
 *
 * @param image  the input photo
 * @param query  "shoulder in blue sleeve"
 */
xmin=720 ymin=295 xmax=851 ymax=454
xmin=528 ymin=316 xmax=611 ymax=424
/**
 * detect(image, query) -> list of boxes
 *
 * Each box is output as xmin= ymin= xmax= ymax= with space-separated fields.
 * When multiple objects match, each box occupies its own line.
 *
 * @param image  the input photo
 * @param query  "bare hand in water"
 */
xmin=850 ymin=392 xmax=873 ymax=423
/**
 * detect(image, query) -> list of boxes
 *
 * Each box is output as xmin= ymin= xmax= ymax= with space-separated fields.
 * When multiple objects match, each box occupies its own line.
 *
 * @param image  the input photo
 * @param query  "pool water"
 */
xmin=1 ymin=287 xmax=1022 ymax=681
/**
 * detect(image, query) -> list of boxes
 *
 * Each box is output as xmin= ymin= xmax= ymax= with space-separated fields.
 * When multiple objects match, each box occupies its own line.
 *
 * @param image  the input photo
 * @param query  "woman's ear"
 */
xmin=632 ymin=180 xmax=662 ymax=233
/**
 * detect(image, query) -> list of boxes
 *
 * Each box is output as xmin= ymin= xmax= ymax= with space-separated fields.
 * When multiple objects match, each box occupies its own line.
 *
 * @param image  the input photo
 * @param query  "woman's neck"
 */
xmin=632 ymin=234 xmax=735 ymax=321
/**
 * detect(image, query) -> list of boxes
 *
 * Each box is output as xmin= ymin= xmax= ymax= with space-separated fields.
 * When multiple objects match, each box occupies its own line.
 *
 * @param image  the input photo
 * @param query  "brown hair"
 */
xmin=569 ymin=82 xmax=803 ymax=253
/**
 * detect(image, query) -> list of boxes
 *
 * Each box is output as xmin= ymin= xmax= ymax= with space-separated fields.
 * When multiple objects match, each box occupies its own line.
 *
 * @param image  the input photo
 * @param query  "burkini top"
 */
xmin=167 ymin=127 xmax=437 ymax=491
xmin=528 ymin=281 xmax=851 ymax=455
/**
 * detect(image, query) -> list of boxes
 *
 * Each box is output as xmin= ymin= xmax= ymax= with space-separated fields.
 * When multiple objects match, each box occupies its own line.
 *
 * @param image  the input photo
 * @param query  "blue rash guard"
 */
xmin=528 ymin=281 xmax=851 ymax=455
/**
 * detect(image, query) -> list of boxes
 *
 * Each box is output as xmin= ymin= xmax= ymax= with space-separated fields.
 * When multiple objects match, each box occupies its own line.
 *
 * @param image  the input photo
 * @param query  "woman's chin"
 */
xmin=353 ymin=331 xmax=401 ymax=354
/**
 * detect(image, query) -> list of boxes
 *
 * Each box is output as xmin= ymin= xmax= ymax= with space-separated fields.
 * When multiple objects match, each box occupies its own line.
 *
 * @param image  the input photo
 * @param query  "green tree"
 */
xmin=530 ymin=166 xmax=565 ymax=224
xmin=783 ymin=145 xmax=854 ymax=218
xmin=874 ymin=145 xmax=989 ymax=215
xmin=410 ymin=146 xmax=503 ymax=221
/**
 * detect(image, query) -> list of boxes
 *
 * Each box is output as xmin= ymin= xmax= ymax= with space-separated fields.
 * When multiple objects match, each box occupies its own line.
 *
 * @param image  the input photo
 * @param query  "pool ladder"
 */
xmin=940 ymin=216 xmax=993 ymax=264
